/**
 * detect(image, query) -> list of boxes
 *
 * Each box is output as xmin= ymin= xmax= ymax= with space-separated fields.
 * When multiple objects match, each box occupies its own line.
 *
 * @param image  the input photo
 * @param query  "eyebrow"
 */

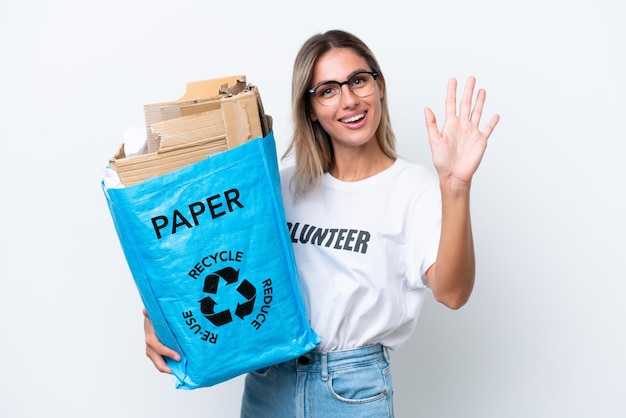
xmin=312 ymin=68 xmax=372 ymax=86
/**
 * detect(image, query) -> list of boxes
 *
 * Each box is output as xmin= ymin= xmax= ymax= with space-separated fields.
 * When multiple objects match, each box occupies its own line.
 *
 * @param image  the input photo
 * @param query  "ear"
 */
xmin=377 ymin=74 xmax=385 ymax=100
xmin=310 ymin=111 xmax=318 ymax=122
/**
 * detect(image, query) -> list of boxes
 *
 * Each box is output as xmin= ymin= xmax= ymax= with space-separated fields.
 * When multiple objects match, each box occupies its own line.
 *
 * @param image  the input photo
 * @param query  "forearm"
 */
xmin=422 ymin=76 xmax=498 ymax=308
xmin=430 ymin=179 xmax=475 ymax=309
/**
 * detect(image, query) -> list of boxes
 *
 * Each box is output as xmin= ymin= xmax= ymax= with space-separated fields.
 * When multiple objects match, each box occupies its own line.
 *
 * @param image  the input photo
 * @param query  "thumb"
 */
xmin=424 ymin=108 xmax=439 ymax=139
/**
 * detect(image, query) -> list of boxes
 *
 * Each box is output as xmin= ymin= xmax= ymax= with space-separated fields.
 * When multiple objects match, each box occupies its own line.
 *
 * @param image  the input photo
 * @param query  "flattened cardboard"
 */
xmin=143 ymin=75 xmax=269 ymax=152
xmin=109 ymin=109 xmax=229 ymax=186
xmin=109 ymin=75 xmax=272 ymax=187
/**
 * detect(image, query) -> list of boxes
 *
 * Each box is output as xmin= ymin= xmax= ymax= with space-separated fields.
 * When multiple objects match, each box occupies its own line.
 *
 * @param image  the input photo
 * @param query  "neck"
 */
xmin=330 ymin=142 xmax=394 ymax=182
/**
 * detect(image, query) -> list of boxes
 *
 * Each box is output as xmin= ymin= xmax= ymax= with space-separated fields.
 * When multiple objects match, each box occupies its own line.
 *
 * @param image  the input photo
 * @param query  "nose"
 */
xmin=339 ymin=84 xmax=359 ymax=107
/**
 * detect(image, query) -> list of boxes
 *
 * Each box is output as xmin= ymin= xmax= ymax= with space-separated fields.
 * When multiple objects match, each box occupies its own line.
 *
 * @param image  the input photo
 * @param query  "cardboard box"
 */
xmin=109 ymin=75 xmax=272 ymax=186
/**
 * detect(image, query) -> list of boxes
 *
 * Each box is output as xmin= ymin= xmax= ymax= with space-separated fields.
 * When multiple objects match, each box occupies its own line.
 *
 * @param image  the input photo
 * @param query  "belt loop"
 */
xmin=321 ymin=352 xmax=329 ymax=382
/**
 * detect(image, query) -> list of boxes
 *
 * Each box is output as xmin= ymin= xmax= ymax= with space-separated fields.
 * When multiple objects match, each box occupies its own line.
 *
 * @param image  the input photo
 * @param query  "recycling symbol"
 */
xmin=199 ymin=267 xmax=256 ymax=327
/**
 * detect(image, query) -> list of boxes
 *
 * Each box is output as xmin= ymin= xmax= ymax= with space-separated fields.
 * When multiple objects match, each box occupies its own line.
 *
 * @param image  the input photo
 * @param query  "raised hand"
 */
xmin=424 ymin=76 xmax=499 ymax=186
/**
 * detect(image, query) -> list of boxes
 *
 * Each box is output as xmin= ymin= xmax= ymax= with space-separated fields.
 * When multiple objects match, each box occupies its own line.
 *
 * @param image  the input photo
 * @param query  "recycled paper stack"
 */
xmin=108 ymin=75 xmax=272 ymax=186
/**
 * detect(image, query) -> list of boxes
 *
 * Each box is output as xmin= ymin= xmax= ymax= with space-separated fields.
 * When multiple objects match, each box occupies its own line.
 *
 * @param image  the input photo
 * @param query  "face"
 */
xmin=309 ymin=48 xmax=384 ymax=151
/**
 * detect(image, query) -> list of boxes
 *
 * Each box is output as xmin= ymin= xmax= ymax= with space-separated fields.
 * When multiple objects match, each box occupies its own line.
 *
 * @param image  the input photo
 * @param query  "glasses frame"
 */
xmin=308 ymin=71 xmax=379 ymax=106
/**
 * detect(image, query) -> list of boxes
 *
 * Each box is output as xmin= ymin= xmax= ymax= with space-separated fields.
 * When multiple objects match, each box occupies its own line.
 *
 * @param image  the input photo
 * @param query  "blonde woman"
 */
xmin=145 ymin=29 xmax=500 ymax=417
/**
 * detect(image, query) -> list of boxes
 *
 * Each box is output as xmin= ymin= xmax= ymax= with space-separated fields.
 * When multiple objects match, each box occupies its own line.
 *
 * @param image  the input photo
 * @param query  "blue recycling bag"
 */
xmin=102 ymin=132 xmax=319 ymax=389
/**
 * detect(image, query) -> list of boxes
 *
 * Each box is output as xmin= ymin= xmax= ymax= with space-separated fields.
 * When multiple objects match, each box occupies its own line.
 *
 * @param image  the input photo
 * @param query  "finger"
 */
xmin=143 ymin=309 xmax=181 ymax=368
xmin=424 ymin=107 xmax=440 ymax=139
xmin=481 ymin=114 xmax=501 ymax=139
xmin=445 ymin=78 xmax=458 ymax=119
xmin=146 ymin=345 xmax=174 ymax=374
xmin=459 ymin=76 xmax=476 ymax=119
xmin=470 ymin=88 xmax=486 ymax=126
xmin=146 ymin=330 xmax=181 ymax=361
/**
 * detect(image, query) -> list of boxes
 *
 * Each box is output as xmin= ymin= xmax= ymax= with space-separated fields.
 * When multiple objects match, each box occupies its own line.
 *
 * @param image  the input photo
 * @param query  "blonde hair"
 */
xmin=283 ymin=29 xmax=397 ymax=198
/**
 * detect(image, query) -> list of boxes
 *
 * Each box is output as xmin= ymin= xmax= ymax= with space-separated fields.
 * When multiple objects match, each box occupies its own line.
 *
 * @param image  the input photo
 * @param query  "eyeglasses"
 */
xmin=308 ymin=71 xmax=379 ymax=106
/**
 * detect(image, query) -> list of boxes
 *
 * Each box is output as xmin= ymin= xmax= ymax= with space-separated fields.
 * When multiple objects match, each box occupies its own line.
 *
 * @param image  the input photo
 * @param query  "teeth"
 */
xmin=341 ymin=113 xmax=365 ymax=123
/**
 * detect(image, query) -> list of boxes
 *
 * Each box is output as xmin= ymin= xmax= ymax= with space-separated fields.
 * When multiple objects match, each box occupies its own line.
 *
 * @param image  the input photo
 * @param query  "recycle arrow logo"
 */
xmin=198 ymin=267 xmax=256 ymax=327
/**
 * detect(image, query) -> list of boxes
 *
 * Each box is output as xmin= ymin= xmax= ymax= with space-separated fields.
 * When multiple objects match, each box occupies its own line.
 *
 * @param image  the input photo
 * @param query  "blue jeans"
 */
xmin=240 ymin=344 xmax=394 ymax=418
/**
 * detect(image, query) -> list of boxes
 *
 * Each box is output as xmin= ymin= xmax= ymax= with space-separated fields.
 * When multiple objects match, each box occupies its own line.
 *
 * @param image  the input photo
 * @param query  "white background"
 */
xmin=1 ymin=0 xmax=624 ymax=417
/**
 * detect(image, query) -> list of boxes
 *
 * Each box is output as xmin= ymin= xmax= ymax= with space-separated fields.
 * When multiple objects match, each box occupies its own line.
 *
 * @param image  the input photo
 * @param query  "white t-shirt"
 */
xmin=280 ymin=158 xmax=442 ymax=351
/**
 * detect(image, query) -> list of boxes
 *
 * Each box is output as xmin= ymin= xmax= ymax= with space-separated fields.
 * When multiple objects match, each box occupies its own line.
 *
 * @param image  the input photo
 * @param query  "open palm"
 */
xmin=425 ymin=76 xmax=500 ymax=185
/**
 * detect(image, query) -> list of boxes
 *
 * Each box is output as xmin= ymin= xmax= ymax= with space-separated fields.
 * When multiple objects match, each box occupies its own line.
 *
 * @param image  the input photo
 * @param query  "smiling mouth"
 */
xmin=340 ymin=112 xmax=366 ymax=123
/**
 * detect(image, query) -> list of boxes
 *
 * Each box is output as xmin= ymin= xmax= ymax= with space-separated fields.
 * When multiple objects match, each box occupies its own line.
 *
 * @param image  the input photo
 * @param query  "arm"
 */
xmin=424 ymin=76 xmax=499 ymax=309
xmin=143 ymin=309 xmax=181 ymax=374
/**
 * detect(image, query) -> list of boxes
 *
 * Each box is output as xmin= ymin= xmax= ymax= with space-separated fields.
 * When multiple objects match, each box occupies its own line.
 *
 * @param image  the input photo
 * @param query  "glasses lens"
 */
xmin=348 ymin=72 xmax=376 ymax=97
xmin=314 ymin=82 xmax=341 ymax=105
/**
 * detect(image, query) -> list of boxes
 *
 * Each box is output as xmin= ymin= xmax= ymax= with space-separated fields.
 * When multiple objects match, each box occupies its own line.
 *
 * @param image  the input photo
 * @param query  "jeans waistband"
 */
xmin=289 ymin=344 xmax=387 ymax=381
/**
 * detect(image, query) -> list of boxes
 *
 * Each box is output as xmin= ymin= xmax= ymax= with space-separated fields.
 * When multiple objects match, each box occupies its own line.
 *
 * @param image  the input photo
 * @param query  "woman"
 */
xmin=145 ymin=29 xmax=499 ymax=417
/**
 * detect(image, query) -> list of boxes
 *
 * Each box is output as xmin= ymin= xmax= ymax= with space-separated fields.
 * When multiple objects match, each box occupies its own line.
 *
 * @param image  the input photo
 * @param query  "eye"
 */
xmin=317 ymin=83 xmax=340 ymax=98
xmin=350 ymin=73 xmax=370 ymax=89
